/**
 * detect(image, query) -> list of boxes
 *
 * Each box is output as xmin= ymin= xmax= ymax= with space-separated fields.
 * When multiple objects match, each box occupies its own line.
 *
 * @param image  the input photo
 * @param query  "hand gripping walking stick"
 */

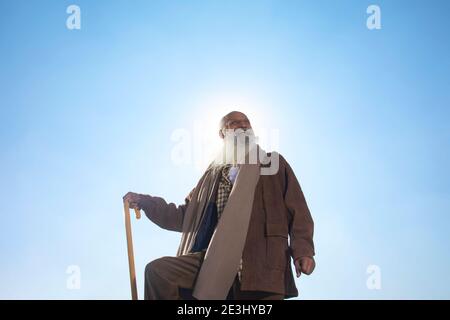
xmin=124 ymin=200 xmax=141 ymax=300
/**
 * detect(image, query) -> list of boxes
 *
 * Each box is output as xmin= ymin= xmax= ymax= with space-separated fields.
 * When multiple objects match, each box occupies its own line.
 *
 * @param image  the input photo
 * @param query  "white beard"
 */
xmin=213 ymin=129 xmax=258 ymax=166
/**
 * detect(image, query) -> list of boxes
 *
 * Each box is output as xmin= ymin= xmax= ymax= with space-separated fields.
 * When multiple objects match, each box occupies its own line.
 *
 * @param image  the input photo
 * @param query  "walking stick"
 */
xmin=124 ymin=200 xmax=141 ymax=300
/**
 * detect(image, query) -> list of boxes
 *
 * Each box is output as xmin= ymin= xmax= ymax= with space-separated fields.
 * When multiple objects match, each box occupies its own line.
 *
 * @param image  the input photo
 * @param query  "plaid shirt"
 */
xmin=216 ymin=165 xmax=233 ymax=219
xmin=215 ymin=164 xmax=244 ymax=282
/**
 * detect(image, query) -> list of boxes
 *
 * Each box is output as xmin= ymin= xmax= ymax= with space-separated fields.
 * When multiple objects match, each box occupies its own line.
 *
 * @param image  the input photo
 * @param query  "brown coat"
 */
xmin=141 ymin=153 xmax=315 ymax=299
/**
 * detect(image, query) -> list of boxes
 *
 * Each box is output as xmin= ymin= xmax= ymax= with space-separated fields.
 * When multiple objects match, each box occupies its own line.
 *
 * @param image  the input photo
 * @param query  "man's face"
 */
xmin=217 ymin=112 xmax=257 ymax=165
xmin=220 ymin=112 xmax=252 ymax=138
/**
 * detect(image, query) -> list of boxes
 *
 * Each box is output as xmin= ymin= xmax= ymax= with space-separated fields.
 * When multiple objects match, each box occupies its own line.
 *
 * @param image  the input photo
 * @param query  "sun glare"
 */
xmin=179 ymin=92 xmax=279 ymax=171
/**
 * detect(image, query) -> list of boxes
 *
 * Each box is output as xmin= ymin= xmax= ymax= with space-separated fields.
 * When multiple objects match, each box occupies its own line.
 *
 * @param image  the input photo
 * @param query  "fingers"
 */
xmin=301 ymin=261 xmax=311 ymax=274
xmin=123 ymin=192 xmax=141 ymax=210
xmin=122 ymin=192 xmax=135 ymax=202
xmin=300 ymin=257 xmax=316 ymax=275
xmin=128 ymin=201 xmax=141 ymax=210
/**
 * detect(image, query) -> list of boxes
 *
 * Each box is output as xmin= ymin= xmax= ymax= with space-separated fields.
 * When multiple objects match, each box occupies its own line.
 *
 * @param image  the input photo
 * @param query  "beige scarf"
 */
xmin=176 ymin=146 xmax=266 ymax=299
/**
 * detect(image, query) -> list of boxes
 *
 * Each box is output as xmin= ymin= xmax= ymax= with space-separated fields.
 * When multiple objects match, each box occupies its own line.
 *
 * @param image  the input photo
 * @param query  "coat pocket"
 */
xmin=265 ymin=223 xmax=289 ymax=270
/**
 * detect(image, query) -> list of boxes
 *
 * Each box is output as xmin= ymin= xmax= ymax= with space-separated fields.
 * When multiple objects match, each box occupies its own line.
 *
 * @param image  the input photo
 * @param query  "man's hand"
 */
xmin=294 ymin=256 xmax=315 ymax=278
xmin=123 ymin=192 xmax=147 ymax=210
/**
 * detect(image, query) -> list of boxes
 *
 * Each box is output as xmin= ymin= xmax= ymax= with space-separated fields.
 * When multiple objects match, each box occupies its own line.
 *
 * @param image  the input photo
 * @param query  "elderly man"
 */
xmin=123 ymin=111 xmax=315 ymax=300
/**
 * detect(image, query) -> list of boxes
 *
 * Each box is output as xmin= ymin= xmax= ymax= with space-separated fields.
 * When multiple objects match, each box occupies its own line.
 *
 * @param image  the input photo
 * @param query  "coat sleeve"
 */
xmin=140 ymin=188 xmax=195 ymax=232
xmin=282 ymin=156 xmax=315 ymax=260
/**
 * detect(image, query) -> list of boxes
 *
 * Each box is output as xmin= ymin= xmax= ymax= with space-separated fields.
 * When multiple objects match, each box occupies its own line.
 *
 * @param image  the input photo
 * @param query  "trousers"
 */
xmin=144 ymin=251 xmax=284 ymax=300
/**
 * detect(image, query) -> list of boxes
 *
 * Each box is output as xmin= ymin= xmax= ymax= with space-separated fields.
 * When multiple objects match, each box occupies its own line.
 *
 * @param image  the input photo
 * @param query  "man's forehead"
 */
xmin=225 ymin=112 xmax=249 ymax=122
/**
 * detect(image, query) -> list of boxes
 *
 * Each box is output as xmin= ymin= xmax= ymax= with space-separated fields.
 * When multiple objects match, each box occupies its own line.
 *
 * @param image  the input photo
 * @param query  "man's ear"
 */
xmin=219 ymin=129 xmax=225 ymax=139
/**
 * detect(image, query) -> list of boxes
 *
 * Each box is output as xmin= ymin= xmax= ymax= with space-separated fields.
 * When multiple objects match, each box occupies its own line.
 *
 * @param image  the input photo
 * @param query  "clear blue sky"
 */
xmin=0 ymin=0 xmax=449 ymax=299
